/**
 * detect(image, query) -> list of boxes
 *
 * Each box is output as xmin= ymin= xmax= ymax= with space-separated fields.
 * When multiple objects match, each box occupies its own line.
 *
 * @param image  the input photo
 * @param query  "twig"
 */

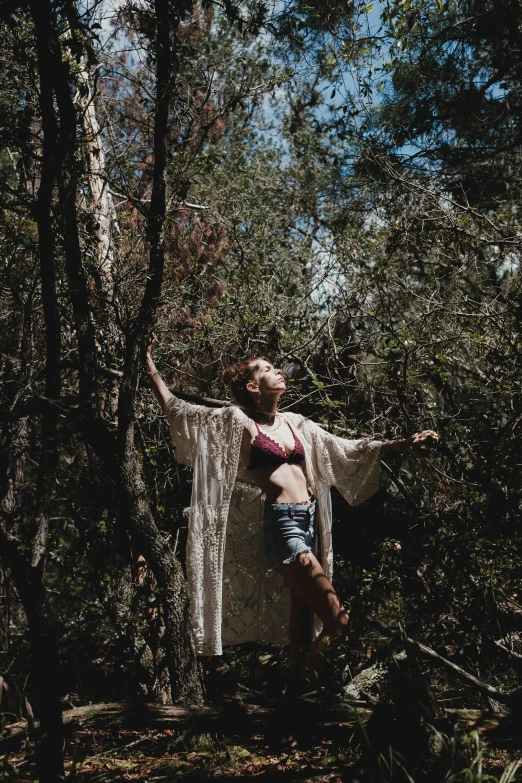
xmin=368 ymin=616 xmax=512 ymax=706
xmin=423 ymin=458 xmax=482 ymax=487
xmin=495 ymin=639 xmax=522 ymax=662
xmin=380 ymin=459 xmax=417 ymax=504
xmin=80 ymin=733 xmax=153 ymax=764
xmin=410 ymin=638 xmax=511 ymax=706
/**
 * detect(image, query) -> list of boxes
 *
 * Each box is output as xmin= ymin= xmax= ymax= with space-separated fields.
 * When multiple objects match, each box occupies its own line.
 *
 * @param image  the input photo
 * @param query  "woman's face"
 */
xmin=248 ymin=359 xmax=286 ymax=398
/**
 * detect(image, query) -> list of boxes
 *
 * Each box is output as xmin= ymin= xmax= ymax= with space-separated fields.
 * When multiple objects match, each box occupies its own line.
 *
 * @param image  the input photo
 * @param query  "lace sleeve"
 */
xmin=163 ymin=393 xmax=218 ymax=468
xmin=306 ymin=419 xmax=382 ymax=506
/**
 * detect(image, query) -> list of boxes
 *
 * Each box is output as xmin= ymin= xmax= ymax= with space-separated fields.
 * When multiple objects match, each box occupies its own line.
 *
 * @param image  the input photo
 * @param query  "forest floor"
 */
xmin=2 ymin=648 xmax=521 ymax=782
xmin=1 ymin=700 xmax=517 ymax=783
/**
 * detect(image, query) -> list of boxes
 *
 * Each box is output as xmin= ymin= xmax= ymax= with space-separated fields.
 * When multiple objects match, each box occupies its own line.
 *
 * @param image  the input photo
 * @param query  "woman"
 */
xmin=145 ymin=348 xmax=438 ymax=668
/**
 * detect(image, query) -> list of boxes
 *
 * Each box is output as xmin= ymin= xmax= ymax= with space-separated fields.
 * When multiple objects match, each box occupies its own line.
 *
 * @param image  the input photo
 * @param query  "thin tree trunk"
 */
xmin=78 ymin=413 xmax=203 ymax=704
xmin=118 ymin=455 xmax=203 ymax=704
xmin=21 ymin=4 xmax=67 ymax=780
xmin=0 ymin=529 xmax=64 ymax=782
xmin=114 ymin=0 xmax=202 ymax=704
xmin=77 ymin=62 xmax=118 ymax=295
xmin=29 ymin=0 xmax=62 ymax=578
xmin=51 ymin=51 xmax=97 ymax=403
xmin=0 ymin=424 xmax=27 ymax=655
xmin=0 ymin=558 xmax=9 ymax=653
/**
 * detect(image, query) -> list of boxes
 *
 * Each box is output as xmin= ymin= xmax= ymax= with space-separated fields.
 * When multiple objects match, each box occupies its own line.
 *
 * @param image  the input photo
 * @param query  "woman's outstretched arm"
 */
xmin=145 ymin=341 xmax=172 ymax=411
xmin=380 ymin=430 xmax=439 ymax=457
xmin=304 ymin=417 xmax=439 ymax=506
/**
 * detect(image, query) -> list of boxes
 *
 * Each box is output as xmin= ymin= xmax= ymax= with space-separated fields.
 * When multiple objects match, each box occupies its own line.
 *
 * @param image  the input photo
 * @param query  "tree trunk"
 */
xmin=0 ymin=530 xmax=65 ymax=782
xmin=27 ymin=613 xmax=65 ymax=781
xmin=78 ymin=416 xmax=203 ymax=705
xmin=0 ymin=557 xmax=9 ymax=653
xmin=77 ymin=60 xmax=118 ymax=296
xmin=118 ymin=454 xmax=203 ymax=704
xmin=77 ymin=405 xmax=203 ymax=705
xmin=113 ymin=0 xmax=202 ymax=705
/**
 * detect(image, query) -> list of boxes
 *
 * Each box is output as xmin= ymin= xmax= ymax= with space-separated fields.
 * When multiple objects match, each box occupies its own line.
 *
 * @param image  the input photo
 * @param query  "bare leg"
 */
xmin=289 ymin=589 xmax=313 ymax=666
xmin=278 ymin=552 xmax=349 ymax=643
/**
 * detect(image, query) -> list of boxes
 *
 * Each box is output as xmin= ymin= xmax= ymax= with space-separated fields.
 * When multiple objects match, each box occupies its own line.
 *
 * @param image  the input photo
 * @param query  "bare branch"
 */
xmin=368 ymin=616 xmax=512 ymax=706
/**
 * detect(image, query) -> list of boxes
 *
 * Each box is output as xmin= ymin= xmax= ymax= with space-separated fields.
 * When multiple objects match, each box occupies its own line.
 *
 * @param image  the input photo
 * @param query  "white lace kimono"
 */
xmin=164 ymin=394 xmax=382 ymax=656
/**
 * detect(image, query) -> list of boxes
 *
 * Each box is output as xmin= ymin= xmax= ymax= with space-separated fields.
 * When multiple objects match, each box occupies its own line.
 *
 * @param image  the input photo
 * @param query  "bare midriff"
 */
xmin=249 ymin=463 xmax=309 ymax=503
xmin=240 ymin=425 xmax=310 ymax=504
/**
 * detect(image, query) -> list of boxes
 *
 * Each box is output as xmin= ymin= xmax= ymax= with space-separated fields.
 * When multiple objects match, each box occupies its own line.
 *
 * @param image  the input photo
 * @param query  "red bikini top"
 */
xmin=247 ymin=420 xmax=305 ymax=471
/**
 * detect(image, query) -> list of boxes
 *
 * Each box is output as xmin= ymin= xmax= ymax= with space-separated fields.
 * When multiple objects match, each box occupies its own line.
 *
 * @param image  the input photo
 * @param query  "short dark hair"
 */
xmin=222 ymin=356 xmax=270 ymax=408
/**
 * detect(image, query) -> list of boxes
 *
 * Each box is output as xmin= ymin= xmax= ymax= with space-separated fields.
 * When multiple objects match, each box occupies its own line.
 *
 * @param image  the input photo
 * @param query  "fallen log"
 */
xmin=1 ymin=701 xmax=213 ymax=742
xmin=0 ymin=697 xmax=371 ymax=751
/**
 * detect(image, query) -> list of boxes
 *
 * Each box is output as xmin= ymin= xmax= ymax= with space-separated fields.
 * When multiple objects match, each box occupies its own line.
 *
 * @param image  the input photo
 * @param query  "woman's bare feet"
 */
xmin=279 ymin=552 xmax=351 ymax=683
xmin=308 ymin=610 xmax=351 ymax=673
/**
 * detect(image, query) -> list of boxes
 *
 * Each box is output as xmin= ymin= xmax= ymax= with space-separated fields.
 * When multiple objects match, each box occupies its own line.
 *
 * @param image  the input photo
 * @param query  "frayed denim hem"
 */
xmin=281 ymin=547 xmax=312 ymax=566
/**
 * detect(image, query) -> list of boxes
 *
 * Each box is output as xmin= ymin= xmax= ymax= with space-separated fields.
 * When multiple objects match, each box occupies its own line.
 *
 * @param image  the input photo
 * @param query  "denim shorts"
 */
xmin=263 ymin=500 xmax=316 ymax=569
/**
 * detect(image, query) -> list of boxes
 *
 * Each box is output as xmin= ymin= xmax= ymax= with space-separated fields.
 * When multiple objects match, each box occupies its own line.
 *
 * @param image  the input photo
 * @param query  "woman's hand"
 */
xmin=144 ymin=334 xmax=156 ymax=368
xmin=400 ymin=430 xmax=439 ymax=457
xmin=142 ymin=335 xmax=171 ymax=410
xmin=381 ymin=430 xmax=439 ymax=457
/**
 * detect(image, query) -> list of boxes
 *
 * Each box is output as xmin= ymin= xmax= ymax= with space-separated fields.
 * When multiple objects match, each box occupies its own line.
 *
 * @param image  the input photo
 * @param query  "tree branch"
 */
xmin=368 ymin=616 xmax=512 ymax=706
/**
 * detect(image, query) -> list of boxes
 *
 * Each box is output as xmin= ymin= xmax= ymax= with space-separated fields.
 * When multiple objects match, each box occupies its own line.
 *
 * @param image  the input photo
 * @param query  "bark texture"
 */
xmin=113 ymin=0 xmax=202 ymax=704
xmin=0 ymin=559 xmax=9 ymax=653
xmin=0 ymin=529 xmax=64 ymax=782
